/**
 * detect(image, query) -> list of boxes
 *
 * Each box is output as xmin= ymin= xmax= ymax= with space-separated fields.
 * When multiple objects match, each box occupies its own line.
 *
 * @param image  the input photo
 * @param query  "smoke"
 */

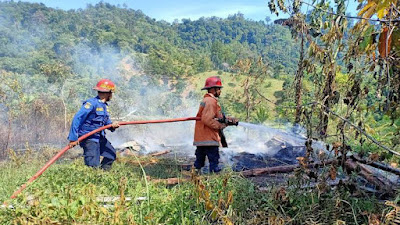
xmin=0 ymin=5 xmax=65 ymax=150
xmin=90 ymin=49 xmax=321 ymax=160
xmin=0 ymin=3 xmax=324 ymax=164
xmin=108 ymin=82 xmax=199 ymax=154
xmin=67 ymin=46 xmax=328 ymax=167
xmin=64 ymin=41 xmax=200 ymax=154
xmin=220 ymin=122 xmax=303 ymax=163
xmin=71 ymin=44 xmax=126 ymax=81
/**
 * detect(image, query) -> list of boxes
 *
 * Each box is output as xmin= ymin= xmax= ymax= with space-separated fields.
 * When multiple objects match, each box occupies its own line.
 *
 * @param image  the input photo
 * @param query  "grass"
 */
xmin=0 ymin=150 xmax=244 ymax=224
xmin=0 ymin=148 xmax=395 ymax=224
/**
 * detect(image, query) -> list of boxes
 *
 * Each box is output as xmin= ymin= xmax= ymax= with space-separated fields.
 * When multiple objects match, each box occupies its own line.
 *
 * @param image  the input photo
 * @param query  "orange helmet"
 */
xmin=93 ymin=79 xmax=116 ymax=93
xmin=201 ymin=76 xmax=223 ymax=90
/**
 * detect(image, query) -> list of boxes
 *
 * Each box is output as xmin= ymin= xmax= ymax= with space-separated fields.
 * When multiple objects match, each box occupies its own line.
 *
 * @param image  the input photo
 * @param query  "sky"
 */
xmin=21 ymin=0 xmax=358 ymax=23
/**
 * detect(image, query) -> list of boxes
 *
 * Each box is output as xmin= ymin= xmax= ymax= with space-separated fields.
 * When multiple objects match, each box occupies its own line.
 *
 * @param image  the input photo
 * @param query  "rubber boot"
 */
xmin=210 ymin=167 xmax=221 ymax=174
xmin=100 ymin=158 xmax=113 ymax=171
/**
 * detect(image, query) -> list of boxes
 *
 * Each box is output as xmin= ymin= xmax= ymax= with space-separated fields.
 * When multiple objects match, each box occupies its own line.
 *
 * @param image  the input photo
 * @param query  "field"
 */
xmin=0 ymin=148 xmax=261 ymax=224
xmin=0 ymin=147 xmax=388 ymax=224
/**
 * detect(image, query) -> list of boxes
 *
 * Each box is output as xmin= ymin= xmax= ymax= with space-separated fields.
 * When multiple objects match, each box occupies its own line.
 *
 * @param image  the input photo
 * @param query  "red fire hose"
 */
xmin=7 ymin=117 xmax=200 ymax=201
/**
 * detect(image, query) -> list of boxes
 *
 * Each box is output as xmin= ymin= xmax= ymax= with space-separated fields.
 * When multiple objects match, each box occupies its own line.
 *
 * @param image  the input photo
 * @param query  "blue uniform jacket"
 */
xmin=68 ymin=96 xmax=114 ymax=142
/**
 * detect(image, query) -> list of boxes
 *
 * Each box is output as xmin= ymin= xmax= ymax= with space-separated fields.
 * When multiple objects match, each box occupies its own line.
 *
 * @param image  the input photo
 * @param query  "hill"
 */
xmin=0 ymin=1 xmax=299 ymax=78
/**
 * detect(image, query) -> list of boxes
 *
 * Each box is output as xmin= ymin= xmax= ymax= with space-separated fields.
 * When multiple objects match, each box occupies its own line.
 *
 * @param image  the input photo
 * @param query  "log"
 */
xmin=344 ymin=159 xmax=392 ymax=191
xmin=150 ymin=150 xmax=171 ymax=157
xmin=96 ymin=196 xmax=133 ymax=202
xmin=350 ymin=155 xmax=400 ymax=176
xmin=151 ymin=177 xmax=189 ymax=185
xmin=357 ymin=162 xmax=394 ymax=188
xmin=241 ymin=159 xmax=336 ymax=177
xmin=257 ymin=178 xmax=350 ymax=192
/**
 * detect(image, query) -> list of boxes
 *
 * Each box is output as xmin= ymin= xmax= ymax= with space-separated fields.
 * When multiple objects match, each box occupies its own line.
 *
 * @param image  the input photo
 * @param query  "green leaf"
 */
xmin=359 ymin=25 xmax=375 ymax=51
xmin=51 ymin=197 xmax=60 ymax=207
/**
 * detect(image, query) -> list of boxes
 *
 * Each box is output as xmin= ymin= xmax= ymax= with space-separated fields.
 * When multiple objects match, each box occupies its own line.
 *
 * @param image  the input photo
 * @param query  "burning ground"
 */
xmin=112 ymin=120 xmax=400 ymax=198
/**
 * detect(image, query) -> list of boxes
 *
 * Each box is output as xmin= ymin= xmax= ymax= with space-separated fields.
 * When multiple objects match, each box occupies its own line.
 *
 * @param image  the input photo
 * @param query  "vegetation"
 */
xmin=0 ymin=1 xmax=296 ymax=157
xmin=1 ymin=0 xmax=400 ymax=223
xmin=187 ymin=71 xmax=284 ymax=121
xmin=0 ymin=149 xmax=390 ymax=224
xmin=0 ymin=1 xmax=299 ymax=77
xmin=267 ymin=0 xmax=400 ymax=163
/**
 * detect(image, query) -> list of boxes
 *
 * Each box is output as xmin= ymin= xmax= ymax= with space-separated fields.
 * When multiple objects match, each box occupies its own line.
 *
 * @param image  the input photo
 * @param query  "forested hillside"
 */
xmin=0 ymin=1 xmax=298 ymax=78
xmin=0 ymin=1 xmax=298 ymax=154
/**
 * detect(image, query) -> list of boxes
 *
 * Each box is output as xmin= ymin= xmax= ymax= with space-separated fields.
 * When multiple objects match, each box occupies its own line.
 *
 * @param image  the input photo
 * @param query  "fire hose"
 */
xmin=6 ymin=117 xmax=200 ymax=203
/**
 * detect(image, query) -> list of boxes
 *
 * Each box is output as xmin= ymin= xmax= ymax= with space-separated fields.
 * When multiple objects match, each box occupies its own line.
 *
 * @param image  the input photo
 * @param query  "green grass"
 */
xmin=189 ymin=71 xmax=283 ymax=102
xmin=0 ymin=150 xmax=393 ymax=224
xmin=0 ymin=153 xmax=248 ymax=224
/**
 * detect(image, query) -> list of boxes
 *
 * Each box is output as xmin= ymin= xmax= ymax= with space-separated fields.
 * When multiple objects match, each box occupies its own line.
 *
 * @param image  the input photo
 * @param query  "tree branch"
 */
xmin=267 ymin=97 xmax=400 ymax=156
xmin=255 ymin=88 xmax=276 ymax=104
xmin=315 ymin=102 xmax=400 ymax=156
xmin=300 ymin=1 xmax=399 ymax=23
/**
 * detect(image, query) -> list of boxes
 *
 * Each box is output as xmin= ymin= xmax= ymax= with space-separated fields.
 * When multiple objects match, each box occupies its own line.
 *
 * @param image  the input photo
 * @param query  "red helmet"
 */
xmin=201 ymin=76 xmax=223 ymax=90
xmin=93 ymin=79 xmax=116 ymax=93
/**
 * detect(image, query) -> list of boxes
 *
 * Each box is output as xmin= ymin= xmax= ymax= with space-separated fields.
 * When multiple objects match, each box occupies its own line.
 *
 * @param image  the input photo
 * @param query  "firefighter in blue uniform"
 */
xmin=68 ymin=79 xmax=120 ymax=170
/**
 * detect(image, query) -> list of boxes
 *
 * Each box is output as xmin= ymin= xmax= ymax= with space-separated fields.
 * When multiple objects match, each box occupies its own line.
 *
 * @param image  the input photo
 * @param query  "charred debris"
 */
xmin=116 ymin=135 xmax=400 ymax=199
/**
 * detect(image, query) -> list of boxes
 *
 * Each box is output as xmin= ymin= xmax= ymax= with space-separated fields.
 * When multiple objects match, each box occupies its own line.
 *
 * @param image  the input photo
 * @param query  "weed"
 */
xmin=0 ymin=153 xmax=394 ymax=224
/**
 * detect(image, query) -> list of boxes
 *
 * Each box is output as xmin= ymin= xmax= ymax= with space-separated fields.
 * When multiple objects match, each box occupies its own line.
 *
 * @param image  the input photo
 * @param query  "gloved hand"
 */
xmin=226 ymin=117 xmax=239 ymax=126
xmin=220 ymin=123 xmax=227 ymax=130
xmin=111 ymin=122 xmax=120 ymax=129
xmin=68 ymin=140 xmax=79 ymax=148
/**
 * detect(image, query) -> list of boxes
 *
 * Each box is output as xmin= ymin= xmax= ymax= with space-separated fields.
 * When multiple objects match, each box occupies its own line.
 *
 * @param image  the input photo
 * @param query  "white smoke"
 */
xmin=61 ymin=32 xmax=323 ymax=165
xmin=220 ymin=122 xmax=306 ymax=164
xmin=68 ymin=46 xmax=199 ymax=154
xmin=108 ymin=82 xmax=199 ymax=154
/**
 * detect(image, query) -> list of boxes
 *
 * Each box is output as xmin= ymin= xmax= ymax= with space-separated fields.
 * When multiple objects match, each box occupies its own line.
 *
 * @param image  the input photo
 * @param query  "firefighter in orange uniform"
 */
xmin=68 ymin=79 xmax=120 ymax=170
xmin=193 ymin=76 xmax=238 ymax=173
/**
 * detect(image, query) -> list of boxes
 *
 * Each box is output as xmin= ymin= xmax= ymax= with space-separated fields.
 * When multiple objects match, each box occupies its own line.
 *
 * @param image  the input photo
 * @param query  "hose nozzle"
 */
xmin=218 ymin=117 xmax=239 ymax=126
xmin=226 ymin=118 xmax=239 ymax=126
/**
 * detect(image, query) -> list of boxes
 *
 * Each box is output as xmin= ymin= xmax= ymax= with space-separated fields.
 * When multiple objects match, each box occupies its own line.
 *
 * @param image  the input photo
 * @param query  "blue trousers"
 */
xmin=194 ymin=146 xmax=221 ymax=173
xmin=80 ymin=137 xmax=116 ymax=169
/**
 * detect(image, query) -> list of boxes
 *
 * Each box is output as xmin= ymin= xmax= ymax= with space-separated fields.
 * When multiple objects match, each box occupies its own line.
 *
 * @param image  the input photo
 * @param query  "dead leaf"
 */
xmin=368 ymin=213 xmax=381 ymax=225
xmin=329 ymin=165 xmax=337 ymax=180
xmin=378 ymin=27 xmax=392 ymax=58
xmin=369 ymin=153 xmax=379 ymax=161
xmin=333 ymin=142 xmax=342 ymax=148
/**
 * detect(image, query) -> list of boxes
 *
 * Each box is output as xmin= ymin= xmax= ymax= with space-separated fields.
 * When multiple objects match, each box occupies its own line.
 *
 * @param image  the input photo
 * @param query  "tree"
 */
xmin=233 ymin=57 xmax=268 ymax=121
xmin=269 ymin=0 xmax=400 ymax=157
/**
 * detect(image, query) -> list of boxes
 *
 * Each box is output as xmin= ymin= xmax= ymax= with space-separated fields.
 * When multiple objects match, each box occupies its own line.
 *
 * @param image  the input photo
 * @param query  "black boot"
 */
xmin=210 ymin=166 xmax=221 ymax=174
xmin=101 ymin=164 xmax=112 ymax=171
xmin=100 ymin=158 xmax=113 ymax=171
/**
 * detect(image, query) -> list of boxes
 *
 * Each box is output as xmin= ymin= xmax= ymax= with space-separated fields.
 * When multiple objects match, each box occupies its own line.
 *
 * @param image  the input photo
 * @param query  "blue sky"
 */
xmin=21 ymin=0 xmax=358 ymax=23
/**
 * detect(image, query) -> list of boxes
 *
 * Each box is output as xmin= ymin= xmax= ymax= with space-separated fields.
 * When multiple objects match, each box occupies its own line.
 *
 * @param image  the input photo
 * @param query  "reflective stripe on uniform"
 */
xmin=193 ymin=140 xmax=220 ymax=146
